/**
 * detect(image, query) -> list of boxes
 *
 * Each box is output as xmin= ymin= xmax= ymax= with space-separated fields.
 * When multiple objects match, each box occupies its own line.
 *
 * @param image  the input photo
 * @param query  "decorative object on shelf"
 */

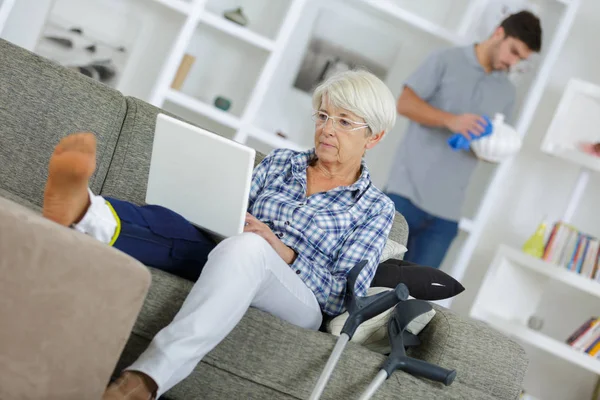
xmin=223 ymin=7 xmax=248 ymax=27
xmin=214 ymin=96 xmax=231 ymax=111
xmin=579 ymin=142 xmax=600 ymax=158
xmin=294 ymin=37 xmax=389 ymax=93
xmin=293 ymin=9 xmax=396 ymax=94
xmin=522 ymin=219 xmax=548 ymax=258
xmin=527 ymin=315 xmax=544 ymax=331
xmin=34 ymin=0 xmax=140 ymax=89
xmin=171 ymin=53 xmax=196 ymax=90
xmin=470 ymin=113 xmax=522 ymax=163
xmin=40 ymin=24 xmax=122 ymax=84
xmin=275 ymin=130 xmax=288 ymax=139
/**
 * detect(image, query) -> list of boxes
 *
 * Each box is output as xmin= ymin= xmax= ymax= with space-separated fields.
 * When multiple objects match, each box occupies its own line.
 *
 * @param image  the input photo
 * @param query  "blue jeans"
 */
xmin=386 ymin=194 xmax=458 ymax=269
xmin=106 ymin=197 xmax=217 ymax=282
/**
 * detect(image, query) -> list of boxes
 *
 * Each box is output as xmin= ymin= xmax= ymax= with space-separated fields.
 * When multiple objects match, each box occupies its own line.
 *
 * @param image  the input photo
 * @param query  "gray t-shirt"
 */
xmin=386 ymin=45 xmax=516 ymax=222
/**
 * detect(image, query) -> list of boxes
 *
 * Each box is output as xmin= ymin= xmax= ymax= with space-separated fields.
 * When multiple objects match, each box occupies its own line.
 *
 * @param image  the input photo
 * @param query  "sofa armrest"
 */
xmin=407 ymin=303 xmax=528 ymax=399
xmin=0 ymin=196 xmax=151 ymax=400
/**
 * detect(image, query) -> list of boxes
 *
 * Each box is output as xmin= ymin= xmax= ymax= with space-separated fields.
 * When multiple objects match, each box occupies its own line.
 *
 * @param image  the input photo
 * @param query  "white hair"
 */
xmin=312 ymin=69 xmax=397 ymax=138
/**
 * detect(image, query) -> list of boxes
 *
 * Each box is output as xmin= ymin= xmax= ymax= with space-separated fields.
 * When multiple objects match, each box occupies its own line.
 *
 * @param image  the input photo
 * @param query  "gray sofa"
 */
xmin=0 ymin=38 xmax=528 ymax=399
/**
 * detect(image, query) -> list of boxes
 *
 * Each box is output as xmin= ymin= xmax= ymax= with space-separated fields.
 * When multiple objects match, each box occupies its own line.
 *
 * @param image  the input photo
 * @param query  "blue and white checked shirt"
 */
xmin=248 ymin=148 xmax=395 ymax=316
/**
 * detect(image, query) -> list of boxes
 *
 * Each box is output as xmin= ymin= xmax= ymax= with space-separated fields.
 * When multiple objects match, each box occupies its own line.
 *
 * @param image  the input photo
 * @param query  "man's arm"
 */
xmin=397 ymin=86 xmax=487 ymax=139
xmin=397 ymin=86 xmax=454 ymax=128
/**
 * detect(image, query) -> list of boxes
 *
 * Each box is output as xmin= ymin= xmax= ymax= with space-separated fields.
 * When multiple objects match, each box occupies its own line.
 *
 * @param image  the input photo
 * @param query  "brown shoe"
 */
xmin=103 ymin=371 xmax=156 ymax=400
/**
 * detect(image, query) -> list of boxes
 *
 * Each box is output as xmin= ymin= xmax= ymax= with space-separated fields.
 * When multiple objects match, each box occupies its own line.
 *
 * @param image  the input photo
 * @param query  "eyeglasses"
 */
xmin=311 ymin=111 xmax=369 ymax=132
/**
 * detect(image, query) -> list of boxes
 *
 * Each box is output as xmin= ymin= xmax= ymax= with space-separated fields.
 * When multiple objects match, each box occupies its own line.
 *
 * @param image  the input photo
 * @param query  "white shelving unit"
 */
xmin=472 ymin=245 xmax=600 ymax=375
xmin=472 ymin=76 xmax=600 ymax=399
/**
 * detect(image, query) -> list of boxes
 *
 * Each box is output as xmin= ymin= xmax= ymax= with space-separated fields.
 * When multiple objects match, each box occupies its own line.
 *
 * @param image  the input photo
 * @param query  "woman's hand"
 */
xmin=244 ymin=213 xmax=297 ymax=264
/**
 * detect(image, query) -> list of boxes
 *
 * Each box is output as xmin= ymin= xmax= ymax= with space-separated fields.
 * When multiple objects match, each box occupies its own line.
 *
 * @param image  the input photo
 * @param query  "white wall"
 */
xmin=1 ymin=0 xmax=53 ymax=50
xmin=452 ymin=1 xmax=600 ymax=399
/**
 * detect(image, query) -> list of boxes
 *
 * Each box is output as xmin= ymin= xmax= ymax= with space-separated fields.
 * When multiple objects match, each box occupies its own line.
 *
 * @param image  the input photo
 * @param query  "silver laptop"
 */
xmin=146 ymin=113 xmax=255 ymax=238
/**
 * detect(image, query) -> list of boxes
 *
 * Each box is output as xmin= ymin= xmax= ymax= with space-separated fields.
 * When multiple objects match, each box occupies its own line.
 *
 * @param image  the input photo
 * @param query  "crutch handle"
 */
xmin=383 ymin=357 xmax=456 ymax=386
xmin=341 ymin=283 xmax=409 ymax=337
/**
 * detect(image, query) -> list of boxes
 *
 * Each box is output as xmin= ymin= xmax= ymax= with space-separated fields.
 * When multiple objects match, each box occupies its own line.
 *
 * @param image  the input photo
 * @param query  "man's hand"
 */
xmin=244 ymin=213 xmax=297 ymax=264
xmin=445 ymin=114 xmax=488 ymax=140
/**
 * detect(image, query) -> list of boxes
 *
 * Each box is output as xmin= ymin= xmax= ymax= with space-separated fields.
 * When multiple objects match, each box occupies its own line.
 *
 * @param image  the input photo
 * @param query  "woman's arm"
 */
xmin=247 ymin=153 xmax=274 ymax=210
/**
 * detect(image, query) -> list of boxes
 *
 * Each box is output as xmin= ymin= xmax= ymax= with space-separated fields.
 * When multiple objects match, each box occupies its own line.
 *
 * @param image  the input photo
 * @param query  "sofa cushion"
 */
xmin=121 ymin=268 xmax=525 ymax=400
xmin=0 ymin=39 xmax=126 ymax=207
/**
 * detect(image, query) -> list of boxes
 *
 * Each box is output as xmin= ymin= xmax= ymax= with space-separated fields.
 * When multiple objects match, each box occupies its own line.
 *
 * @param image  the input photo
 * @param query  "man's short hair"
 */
xmin=501 ymin=10 xmax=542 ymax=52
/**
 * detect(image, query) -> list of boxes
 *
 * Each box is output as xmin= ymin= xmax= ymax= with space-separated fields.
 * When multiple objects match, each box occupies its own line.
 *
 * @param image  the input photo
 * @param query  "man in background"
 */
xmin=386 ymin=11 xmax=542 ymax=268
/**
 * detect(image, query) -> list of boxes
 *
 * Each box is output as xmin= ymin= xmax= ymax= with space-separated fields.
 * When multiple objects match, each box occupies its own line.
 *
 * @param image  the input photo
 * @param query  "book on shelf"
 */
xmin=566 ymin=317 xmax=600 ymax=357
xmin=542 ymin=222 xmax=600 ymax=280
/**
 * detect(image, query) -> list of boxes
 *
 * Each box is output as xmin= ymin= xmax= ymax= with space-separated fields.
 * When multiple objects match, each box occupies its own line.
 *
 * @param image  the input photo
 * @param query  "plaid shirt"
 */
xmin=248 ymin=149 xmax=395 ymax=316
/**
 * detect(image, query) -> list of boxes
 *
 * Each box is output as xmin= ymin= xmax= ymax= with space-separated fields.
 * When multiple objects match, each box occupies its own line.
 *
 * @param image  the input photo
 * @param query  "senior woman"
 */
xmin=41 ymin=69 xmax=397 ymax=400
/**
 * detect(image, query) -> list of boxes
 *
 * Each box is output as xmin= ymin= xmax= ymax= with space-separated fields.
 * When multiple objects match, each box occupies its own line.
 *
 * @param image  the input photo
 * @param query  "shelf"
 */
xmin=166 ymin=89 xmax=241 ymax=130
xmin=203 ymin=0 xmax=292 ymax=41
xmin=199 ymin=11 xmax=275 ymax=52
xmin=163 ymin=97 xmax=238 ymax=141
xmin=360 ymin=0 xmax=463 ymax=45
xmin=476 ymin=311 xmax=600 ymax=375
xmin=542 ymin=146 xmax=600 ymax=173
xmin=148 ymin=0 xmax=190 ymax=14
xmin=178 ymin=21 xmax=270 ymax=118
xmin=246 ymin=126 xmax=307 ymax=152
xmin=541 ymin=78 xmax=600 ymax=169
xmin=498 ymin=245 xmax=600 ymax=298
xmin=459 ymin=217 xmax=474 ymax=233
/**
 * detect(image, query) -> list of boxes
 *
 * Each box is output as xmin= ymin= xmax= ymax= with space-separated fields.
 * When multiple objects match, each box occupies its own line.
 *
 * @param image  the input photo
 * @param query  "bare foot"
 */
xmin=42 ymin=133 xmax=97 ymax=226
xmin=103 ymin=371 xmax=157 ymax=400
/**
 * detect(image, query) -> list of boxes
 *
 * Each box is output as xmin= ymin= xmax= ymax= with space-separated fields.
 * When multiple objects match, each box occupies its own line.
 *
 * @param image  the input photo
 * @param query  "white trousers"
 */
xmin=75 ymin=193 xmax=323 ymax=397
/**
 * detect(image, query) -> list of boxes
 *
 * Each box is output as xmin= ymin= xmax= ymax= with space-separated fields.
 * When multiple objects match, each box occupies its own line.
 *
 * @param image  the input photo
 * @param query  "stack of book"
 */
xmin=543 ymin=222 xmax=600 ymax=279
xmin=566 ymin=317 xmax=600 ymax=357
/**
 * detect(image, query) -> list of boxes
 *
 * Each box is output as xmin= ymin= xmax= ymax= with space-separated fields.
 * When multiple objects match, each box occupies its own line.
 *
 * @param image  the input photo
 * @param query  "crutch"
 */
xmin=309 ymin=260 xmax=409 ymax=400
xmin=358 ymin=299 xmax=457 ymax=400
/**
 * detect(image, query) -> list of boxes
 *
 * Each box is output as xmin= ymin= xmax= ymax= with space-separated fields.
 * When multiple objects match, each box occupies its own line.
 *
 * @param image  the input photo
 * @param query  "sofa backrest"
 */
xmin=0 ymin=39 xmax=127 ymax=208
